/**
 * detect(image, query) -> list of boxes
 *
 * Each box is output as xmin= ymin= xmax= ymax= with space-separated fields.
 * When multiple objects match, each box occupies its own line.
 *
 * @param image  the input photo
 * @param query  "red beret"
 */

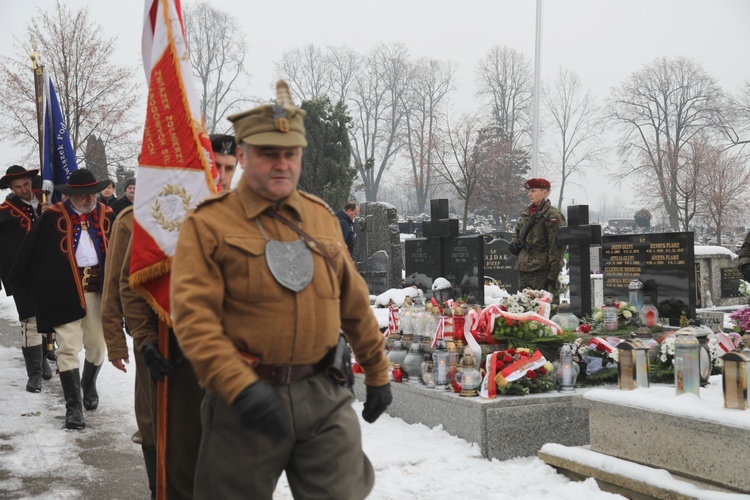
xmin=524 ymin=178 xmax=551 ymax=190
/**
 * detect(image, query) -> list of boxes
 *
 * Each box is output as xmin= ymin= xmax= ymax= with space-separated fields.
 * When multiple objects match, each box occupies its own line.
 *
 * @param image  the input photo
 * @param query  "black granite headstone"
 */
xmin=483 ymin=233 xmax=518 ymax=294
xmin=557 ymin=206 xmax=601 ymax=318
xmin=404 ymin=199 xmax=484 ymax=303
xmin=602 ymin=232 xmax=696 ymax=324
xmin=721 ymin=267 xmax=744 ymax=298
xmin=443 ymin=235 xmax=484 ymax=304
xmin=358 ymin=250 xmax=389 ymax=295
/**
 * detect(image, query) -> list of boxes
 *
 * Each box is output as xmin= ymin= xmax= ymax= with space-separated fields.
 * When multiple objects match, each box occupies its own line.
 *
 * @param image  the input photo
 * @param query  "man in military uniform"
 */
xmin=171 ymin=81 xmax=391 ymax=499
xmin=0 ymin=166 xmax=52 ymax=392
xmin=113 ymin=135 xmax=237 ymax=498
xmin=11 ymin=169 xmax=113 ymax=429
xmin=510 ymin=178 xmax=567 ymax=292
xmin=210 ymin=133 xmax=239 ymax=191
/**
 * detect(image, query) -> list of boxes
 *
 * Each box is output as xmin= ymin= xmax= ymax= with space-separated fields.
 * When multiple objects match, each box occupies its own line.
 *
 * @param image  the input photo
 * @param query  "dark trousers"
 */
xmin=519 ymin=269 xmax=549 ymax=291
xmin=133 ymin=347 xmax=157 ymax=447
xmin=194 ymin=373 xmax=374 ymax=500
xmin=164 ymin=359 xmax=204 ymax=500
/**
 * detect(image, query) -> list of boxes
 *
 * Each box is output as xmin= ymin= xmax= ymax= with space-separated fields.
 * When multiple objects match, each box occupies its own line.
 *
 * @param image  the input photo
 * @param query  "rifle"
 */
xmin=509 ymin=199 xmax=545 ymax=256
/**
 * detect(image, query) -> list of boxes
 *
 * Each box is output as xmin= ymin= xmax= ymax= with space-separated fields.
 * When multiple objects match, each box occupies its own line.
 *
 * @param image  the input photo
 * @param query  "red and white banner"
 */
xmin=129 ymin=0 xmax=219 ymax=324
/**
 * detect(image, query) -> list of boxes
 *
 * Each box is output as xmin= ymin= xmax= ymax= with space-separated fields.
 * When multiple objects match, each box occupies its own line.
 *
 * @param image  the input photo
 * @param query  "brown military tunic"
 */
xmin=171 ymin=181 xmax=389 ymax=404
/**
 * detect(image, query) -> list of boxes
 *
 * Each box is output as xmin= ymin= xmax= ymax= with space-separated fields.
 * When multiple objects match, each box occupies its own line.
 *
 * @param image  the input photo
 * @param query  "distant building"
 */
xmin=607 ymin=218 xmax=637 ymax=229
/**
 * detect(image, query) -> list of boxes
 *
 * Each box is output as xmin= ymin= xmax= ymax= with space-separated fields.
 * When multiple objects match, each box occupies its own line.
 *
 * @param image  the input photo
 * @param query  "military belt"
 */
xmin=253 ymin=359 xmax=327 ymax=385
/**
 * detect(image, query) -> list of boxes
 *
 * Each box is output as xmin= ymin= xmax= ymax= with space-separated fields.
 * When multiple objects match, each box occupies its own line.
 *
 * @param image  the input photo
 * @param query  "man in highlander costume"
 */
xmin=11 ymin=169 xmax=113 ymax=429
xmin=171 ymin=81 xmax=392 ymax=499
xmin=0 ymin=166 xmax=53 ymax=392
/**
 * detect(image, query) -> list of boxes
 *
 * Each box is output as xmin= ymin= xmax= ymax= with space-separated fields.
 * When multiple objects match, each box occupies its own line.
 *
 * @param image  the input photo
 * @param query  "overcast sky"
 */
xmin=1 ymin=0 xmax=749 ymax=215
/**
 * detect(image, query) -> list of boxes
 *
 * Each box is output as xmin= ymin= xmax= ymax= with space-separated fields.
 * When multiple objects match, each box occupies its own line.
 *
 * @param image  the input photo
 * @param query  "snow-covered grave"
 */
xmin=540 ymin=378 xmax=750 ymax=497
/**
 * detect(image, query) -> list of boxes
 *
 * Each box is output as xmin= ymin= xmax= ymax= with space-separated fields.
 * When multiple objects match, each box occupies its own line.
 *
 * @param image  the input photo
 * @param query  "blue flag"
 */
xmin=42 ymin=68 xmax=78 ymax=201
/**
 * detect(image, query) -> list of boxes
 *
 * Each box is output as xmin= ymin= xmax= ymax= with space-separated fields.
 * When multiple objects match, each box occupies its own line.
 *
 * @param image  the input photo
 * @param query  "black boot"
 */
xmin=21 ymin=346 xmax=43 ymax=393
xmin=59 ymin=369 xmax=85 ymax=430
xmin=81 ymin=360 xmax=102 ymax=411
xmin=41 ymin=344 xmax=53 ymax=380
xmin=142 ymin=446 xmax=157 ymax=499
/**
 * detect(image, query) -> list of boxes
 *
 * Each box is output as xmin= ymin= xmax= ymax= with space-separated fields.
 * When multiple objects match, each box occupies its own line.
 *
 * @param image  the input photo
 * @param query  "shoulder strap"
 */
xmin=263 ymin=209 xmax=337 ymax=272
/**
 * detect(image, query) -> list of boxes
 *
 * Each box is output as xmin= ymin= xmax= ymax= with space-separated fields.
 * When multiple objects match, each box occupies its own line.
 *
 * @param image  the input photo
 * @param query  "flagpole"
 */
xmin=30 ymin=51 xmax=55 ymax=359
xmin=30 ymin=52 xmax=45 ymax=186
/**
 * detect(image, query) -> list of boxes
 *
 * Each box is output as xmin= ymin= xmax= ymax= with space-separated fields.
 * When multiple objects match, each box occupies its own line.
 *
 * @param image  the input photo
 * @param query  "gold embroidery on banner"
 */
xmin=151 ymin=184 xmax=192 ymax=232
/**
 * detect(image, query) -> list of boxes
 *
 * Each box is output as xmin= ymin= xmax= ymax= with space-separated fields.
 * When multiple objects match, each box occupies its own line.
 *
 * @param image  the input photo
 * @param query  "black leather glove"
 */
xmin=743 ymin=264 xmax=750 ymax=283
xmin=232 ymin=381 xmax=289 ymax=443
xmin=544 ymin=278 xmax=557 ymax=292
xmin=140 ymin=341 xmax=173 ymax=382
xmin=362 ymin=383 xmax=392 ymax=423
xmin=508 ymin=240 xmax=522 ymax=256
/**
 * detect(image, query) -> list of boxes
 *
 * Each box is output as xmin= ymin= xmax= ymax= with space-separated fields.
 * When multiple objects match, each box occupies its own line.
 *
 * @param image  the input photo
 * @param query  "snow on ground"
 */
xmin=0 ymin=293 xmax=622 ymax=499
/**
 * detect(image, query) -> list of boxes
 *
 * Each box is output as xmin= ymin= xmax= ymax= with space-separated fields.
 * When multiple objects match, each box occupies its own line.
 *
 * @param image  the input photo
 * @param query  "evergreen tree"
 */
xmin=84 ymin=135 xmax=108 ymax=182
xmin=299 ymin=97 xmax=355 ymax=209
xmin=634 ymin=208 xmax=652 ymax=229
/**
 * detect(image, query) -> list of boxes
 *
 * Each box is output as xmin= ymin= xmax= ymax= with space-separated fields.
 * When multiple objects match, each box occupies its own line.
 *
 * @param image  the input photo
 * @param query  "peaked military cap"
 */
xmin=210 ymin=134 xmax=238 ymax=156
xmin=227 ymin=80 xmax=307 ymax=148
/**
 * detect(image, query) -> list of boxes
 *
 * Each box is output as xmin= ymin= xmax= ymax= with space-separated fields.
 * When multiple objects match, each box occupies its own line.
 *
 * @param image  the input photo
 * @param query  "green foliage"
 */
xmin=498 ymin=374 xmax=557 ymax=395
xmin=299 ymin=97 xmax=356 ymax=209
xmin=634 ymin=208 xmax=652 ymax=228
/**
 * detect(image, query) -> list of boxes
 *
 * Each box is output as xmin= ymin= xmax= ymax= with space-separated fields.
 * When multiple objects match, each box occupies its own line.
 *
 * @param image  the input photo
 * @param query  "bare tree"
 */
xmin=433 ymin=113 xmax=485 ymax=229
xmin=401 ymin=58 xmax=455 ymax=213
xmin=274 ymin=44 xmax=330 ymax=102
xmin=542 ymin=67 xmax=606 ymax=208
xmin=716 ymin=80 xmax=750 ymax=150
xmin=475 ymin=46 xmax=533 ymax=151
xmin=608 ymin=56 xmax=722 ymax=231
xmin=325 ymin=45 xmax=360 ymax=105
xmin=696 ymin=143 xmax=750 ymax=245
xmin=0 ymin=0 xmax=141 ymax=168
xmin=185 ymin=2 xmax=251 ymax=134
xmin=349 ymin=43 xmax=410 ymax=201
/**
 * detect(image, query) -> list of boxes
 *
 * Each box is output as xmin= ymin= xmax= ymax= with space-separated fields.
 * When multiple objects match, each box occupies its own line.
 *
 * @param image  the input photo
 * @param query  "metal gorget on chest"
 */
xmin=255 ymin=216 xmax=313 ymax=293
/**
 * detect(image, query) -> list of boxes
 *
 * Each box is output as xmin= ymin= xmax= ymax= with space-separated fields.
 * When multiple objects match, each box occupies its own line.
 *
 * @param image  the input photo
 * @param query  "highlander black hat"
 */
xmin=0 ymin=165 xmax=39 ymax=190
xmin=54 ymin=169 xmax=110 ymax=195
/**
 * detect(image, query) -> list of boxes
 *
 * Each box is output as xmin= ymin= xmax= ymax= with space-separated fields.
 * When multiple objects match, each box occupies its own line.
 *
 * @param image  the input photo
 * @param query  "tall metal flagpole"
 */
xmin=532 ymin=0 xmax=543 ymax=177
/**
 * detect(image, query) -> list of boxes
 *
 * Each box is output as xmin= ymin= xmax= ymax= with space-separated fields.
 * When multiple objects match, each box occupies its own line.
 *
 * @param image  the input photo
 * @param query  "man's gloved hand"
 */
xmin=232 ymin=381 xmax=289 ymax=443
xmin=141 ymin=341 xmax=173 ymax=382
xmin=362 ymin=383 xmax=392 ymax=423
xmin=544 ymin=278 xmax=558 ymax=292
xmin=743 ymin=264 xmax=750 ymax=283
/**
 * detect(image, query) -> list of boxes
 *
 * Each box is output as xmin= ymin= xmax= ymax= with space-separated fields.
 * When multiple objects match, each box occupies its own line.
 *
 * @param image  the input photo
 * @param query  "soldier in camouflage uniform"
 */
xmin=510 ymin=178 xmax=566 ymax=292
xmin=738 ymin=230 xmax=750 ymax=282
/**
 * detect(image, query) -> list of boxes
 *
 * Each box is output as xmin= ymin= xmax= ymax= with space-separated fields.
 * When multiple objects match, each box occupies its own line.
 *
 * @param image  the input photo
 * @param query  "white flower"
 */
xmin=622 ymin=310 xmax=632 ymax=319
xmin=593 ymin=311 xmax=603 ymax=322
xmin=619 ymin=301 xmax=629 ymax=309
xmin=528 ymin=322 xmax=539 ymax=331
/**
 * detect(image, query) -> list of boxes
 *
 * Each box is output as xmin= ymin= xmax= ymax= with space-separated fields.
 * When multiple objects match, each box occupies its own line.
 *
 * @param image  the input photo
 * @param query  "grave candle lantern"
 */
xmin=617 ymin=338 xmax=650 ymax=390
xmin=556 ymin=344 xmax=579 ymax=392
xmin=458 ymin=347 xmax=481 ymax=397
xmin=401 ymin=304 xmax=414 ymax=340
xmin=639 ymin=295 xmax=659 ymax=327
xmin=550 ymin=301 xmax=579 ymax=334
xmin=674 ymin=330 xmax=700 ymax=396
xmin=628 ymin=279 xmax=645 ymax=311
xmin=432 ymin=340 xmax=451 ymax=390
xmin=721 ymin=346 xmax=749 ymax=410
